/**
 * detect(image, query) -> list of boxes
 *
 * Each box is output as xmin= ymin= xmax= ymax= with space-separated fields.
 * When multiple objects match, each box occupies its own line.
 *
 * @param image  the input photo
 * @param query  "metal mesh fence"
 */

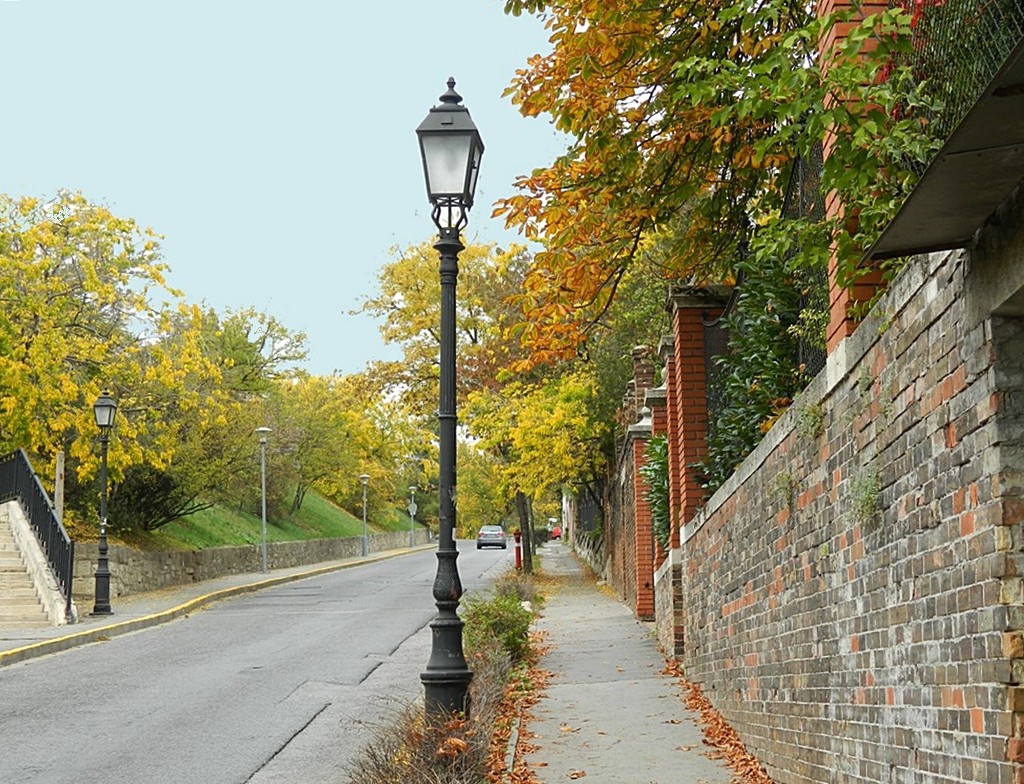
xmin=703 ymin=315 xmax=731 ymax=445
xmin=893 ymin=0 xmax=1024 ymax=172
xmin=782 ymin=142 xmax=829 ymax=382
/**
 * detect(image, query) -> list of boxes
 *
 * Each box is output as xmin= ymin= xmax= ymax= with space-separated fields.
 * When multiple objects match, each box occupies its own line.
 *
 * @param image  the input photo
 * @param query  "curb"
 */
xmin=0 ymin=547 xmax=421 ymax=669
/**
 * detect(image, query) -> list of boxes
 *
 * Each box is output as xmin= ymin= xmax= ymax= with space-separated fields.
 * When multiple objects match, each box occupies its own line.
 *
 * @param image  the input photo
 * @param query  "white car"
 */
xmin=476 ymin=525 xmax=507 ymax=549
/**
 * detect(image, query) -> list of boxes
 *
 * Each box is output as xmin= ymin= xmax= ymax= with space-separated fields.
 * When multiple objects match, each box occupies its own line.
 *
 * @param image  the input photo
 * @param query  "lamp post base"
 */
xmin=91 ymin=573 xmax=113 ymax=616
xmin=422 ymin=667 xmax=473 ymax=718
xmin=422 ymin=548 xmax=472 ymax=718
xmin=91 ymin=532 xmax=113 ymax=615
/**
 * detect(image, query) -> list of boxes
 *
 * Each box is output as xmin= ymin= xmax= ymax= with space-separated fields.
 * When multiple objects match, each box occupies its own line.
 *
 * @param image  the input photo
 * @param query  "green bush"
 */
xmin=638 ymin=435 xmax=670 ymax=551
xmin=461 ymin=589 xmax=533 ymax=664
xmin=493 ymin=570 xmax=539 ymax=605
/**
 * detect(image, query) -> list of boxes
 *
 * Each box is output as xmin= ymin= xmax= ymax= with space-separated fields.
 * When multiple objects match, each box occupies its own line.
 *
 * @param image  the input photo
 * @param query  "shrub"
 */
xmin=638 ymin=435 xmax=670 ymax=551
xmin=343 ymin=572 xmax=538 ymax=784
xmin=461 ymin=589 xmax=533 ymax=664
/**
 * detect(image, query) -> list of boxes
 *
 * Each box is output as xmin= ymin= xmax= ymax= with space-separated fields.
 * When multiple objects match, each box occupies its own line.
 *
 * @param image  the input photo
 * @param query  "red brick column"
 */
xmin=668 ymin=287 xmax=731 ymax=529
xmin=818 ymin=0 xmax=889 ymax=352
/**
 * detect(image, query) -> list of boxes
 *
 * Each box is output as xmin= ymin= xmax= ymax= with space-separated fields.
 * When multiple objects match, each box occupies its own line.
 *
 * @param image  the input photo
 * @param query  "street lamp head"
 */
xmin=359 ymin=473 xmax=370 ymax=486
xmin=416 ymin=77 xmax=484 ymax=232
xmin=92 ymin=391 xmax=117 ymax=434
xmin=409 ymin=486 xmax=418 ymax=494
xmin=255 ymin=426 xmax=272 ymax=444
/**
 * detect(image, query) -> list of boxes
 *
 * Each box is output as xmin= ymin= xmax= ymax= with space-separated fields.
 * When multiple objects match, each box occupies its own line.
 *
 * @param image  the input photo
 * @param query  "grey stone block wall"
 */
xmin=72 ymin=530 xmax=430 ymax=600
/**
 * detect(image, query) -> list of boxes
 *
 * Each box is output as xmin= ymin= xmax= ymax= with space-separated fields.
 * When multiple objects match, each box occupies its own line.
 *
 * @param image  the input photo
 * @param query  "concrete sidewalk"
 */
xmin=0 ymin=545 xmax=432 ymax=668
xmin=522 ymin=542 xmax=732 ymax=784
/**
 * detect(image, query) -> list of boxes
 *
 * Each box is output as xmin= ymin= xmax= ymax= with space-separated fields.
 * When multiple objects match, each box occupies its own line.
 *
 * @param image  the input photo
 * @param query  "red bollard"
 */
xmin=513 ymin=530 xmax=522 ymax=570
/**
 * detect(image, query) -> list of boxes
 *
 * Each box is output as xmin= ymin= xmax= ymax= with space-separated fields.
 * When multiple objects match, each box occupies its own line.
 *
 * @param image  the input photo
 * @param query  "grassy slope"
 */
xmin=130 ymin=491 xmax=417 ymax=551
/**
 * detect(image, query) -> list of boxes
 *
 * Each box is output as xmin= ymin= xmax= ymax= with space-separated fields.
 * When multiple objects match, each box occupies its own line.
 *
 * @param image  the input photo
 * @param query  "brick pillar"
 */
xmin=629 ymin=407 xmax=654 ymax=620
xmin=632 ymin=345 xmax=655 ymax=416
xmin=819 ymin=0 xmax=889 ymax=353
xmin=669 ymin=286 xmax=731 ymax=529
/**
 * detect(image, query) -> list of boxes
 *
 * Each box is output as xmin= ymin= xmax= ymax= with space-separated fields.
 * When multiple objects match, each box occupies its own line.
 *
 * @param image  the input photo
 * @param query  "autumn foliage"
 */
xmin=496 ymin=0 xmax=938 ymax=368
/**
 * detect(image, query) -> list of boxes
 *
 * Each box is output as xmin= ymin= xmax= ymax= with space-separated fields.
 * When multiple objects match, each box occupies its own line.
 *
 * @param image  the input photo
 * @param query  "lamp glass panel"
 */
xmin=466 ymin=144 xmax=483 ymax=205
xmin=93 ymin=396 xmax=117 ymax=428
xmin=420 ymin=134 xmax=473 ymax=198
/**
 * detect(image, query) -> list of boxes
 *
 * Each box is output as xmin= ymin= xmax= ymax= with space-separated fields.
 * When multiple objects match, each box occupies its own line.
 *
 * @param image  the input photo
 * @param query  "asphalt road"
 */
xmin=0 ymin=545 xmax=512 ymax=784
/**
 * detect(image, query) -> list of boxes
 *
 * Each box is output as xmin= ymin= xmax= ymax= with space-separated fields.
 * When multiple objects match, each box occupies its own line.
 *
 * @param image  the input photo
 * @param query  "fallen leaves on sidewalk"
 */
xmin=485 ymin=631 xmax=551 ymax=784
xmin=662 ymin=660 xmax=775 ymax=784
xmin=567 ymin=770 xmax=587 ymax=779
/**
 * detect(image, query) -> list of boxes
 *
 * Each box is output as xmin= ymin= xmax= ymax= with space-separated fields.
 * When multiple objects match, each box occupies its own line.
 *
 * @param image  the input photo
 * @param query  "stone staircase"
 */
xmin=0 ymin=515 xmax=50 ymax=628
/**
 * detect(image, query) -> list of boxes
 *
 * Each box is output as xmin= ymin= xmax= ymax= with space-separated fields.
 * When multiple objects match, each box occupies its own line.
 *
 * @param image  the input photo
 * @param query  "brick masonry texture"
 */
xmin=670 ymin=232 xmax=1024 ymax=783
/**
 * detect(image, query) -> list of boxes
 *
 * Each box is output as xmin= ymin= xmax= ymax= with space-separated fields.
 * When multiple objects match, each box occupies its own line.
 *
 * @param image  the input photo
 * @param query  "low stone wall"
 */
xmin=72 ymin=529 xmax=430 ymax=600
xmin=653 ymin=550 xmax=683 ymax=657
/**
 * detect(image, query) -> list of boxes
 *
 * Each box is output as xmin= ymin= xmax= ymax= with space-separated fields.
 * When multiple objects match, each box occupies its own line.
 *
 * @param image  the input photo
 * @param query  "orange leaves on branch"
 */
xmin=495 ymin=0 xmax=806 ymax=368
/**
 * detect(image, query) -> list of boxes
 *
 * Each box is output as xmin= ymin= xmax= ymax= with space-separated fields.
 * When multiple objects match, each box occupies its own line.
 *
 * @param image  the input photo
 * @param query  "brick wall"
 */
xmin=676 ymin=233 xmax=1024 ymax=783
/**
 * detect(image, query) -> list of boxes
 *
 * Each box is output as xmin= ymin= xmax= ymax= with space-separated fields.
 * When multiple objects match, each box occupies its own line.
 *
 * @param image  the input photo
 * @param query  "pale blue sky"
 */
xmin=2 ymin=0 xmax=565 ymax=375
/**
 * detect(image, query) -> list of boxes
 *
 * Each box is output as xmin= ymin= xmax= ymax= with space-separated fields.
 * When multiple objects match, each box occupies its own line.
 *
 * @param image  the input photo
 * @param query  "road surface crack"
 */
xmin=245 ymin=702 xmax=330 ymax=782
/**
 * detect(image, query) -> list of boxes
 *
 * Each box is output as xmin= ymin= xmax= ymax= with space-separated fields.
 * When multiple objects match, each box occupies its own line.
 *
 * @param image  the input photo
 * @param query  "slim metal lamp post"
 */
xmin=360 ymin=473 xmax=370 ymax=557
xmin=91 ymin=391 xmax=117 ymax=616
xmin=408 ymin=485 xmax=418 ymax=548
xmin=416 ymin=77 xmax=484 ymax=719
xmin=255 ymin=427 xmax=272 ymax=573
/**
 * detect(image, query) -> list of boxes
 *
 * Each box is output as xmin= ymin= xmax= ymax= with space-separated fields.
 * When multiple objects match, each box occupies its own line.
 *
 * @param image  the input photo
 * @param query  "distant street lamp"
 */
xmin=416 ymin=77 xmax=484 ymax=718
xmin=360 ymin=473 xmax=370 ymax=557
xmin=408 ymin=486 xmax=418 ymax=548
xmin=91 ymin=391 xmax=117 ymax=616
xmin=255 ymin=427 xmax=272 ymax=573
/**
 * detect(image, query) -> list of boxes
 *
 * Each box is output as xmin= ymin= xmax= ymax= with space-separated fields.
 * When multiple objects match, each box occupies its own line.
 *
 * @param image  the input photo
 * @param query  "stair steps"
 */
xmin=0 ymin=518 xmax=51 ymax=628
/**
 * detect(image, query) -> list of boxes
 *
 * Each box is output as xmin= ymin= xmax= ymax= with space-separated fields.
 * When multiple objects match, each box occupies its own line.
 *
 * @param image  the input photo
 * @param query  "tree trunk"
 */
xmin=292 ymin=483 xmax=308 ymax=514
xmin=515 ymin=491 xmax=533 ymax=574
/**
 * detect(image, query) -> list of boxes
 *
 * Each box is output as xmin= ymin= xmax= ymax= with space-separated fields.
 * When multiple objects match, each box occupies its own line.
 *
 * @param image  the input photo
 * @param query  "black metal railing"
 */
xmin=0 ymin=449 xmax=75 ymax=622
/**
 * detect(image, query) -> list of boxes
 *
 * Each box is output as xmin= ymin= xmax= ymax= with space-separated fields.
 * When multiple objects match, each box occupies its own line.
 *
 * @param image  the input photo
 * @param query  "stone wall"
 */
xmin=674 ymin=237 xmax=1024 ymax=782
xmin=73 ymin=529 xmax=430 ymax=601
xmin=654 ymin=549 xmax=683 ymax=655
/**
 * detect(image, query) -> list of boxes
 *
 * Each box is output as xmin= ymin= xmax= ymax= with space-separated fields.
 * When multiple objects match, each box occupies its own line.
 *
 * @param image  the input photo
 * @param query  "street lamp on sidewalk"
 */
xmin=255 ymin=427 xmax=272 ymax=573
xmin=408 ymin=485 xmax=418 ymax=548
xmin=91 ymin=391 xmax=117 ymax=616
xmin=416 ymin=77 xmax=484 ymax=718
xmin=360 ymin=473 xmax=370 ymax=557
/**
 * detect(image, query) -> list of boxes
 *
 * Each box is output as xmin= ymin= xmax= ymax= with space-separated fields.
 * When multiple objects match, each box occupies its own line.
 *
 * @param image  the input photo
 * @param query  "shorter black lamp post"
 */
xmin=91 ymin=391 xmax=117 ymax=616
xmin=408 ymin=485 xmax=418 ymax=548
xmin=416 ymin=77 xmax=484 ymax=719
xmin=255 ymin=427 xmax=272 ymax=573
xmin=360 ymin=473 xmax=370 ymax=557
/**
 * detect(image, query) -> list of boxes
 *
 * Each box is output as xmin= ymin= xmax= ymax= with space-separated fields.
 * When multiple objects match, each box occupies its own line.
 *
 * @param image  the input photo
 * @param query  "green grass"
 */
xmin=128 ymin=491 xmax=419 ymax=551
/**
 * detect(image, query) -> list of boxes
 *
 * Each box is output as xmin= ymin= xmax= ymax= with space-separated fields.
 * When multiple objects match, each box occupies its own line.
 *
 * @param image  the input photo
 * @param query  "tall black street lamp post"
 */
xmin=91 ymin=391 xmax=117 ymax=616
xmin=416 ymin=77 xmax=484 ymax=719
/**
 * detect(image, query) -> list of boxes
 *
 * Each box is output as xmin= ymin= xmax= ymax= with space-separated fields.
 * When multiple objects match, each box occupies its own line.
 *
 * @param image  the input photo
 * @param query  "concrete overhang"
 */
xmin=868 ymin=35 xmax=1024 ymax=260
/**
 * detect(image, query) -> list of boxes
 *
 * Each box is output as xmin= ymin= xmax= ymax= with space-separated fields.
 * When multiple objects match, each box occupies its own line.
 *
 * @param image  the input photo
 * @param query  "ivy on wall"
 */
xmin=639 ymin=435 xmax=671 ymax=552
